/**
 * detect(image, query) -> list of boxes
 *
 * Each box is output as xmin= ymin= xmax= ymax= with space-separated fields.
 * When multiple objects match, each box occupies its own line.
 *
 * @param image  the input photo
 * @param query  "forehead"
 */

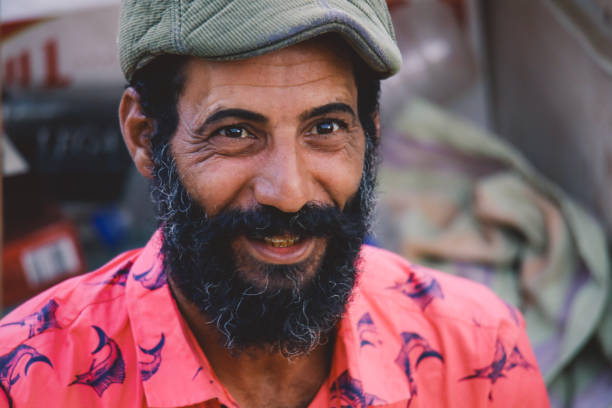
xmin=179 ymin=40 xmax=358 ymax=114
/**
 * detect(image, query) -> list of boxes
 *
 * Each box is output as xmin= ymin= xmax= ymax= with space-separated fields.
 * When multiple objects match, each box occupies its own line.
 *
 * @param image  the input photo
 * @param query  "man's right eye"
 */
xmin=218 ymin=126 xmax=251 ymax=139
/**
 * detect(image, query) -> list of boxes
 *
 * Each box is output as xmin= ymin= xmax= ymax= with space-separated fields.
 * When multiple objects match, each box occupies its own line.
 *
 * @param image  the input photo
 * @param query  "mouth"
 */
xmin=237 ymin=233 xmax=318 ymax=265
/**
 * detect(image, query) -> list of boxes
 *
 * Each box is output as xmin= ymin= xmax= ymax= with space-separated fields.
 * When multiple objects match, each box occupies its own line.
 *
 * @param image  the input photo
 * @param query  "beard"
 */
xmin=150 ymin=139 xmax=377 ymax=357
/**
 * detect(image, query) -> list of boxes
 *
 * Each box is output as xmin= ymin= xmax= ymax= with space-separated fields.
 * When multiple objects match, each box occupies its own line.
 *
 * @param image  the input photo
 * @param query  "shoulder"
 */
xmin=0 ymin=248 xmax=143 ymax=407
xmin=351 ymin=246 xmax=549 ymax=406
xmin=356 ymin=244 xmax=520 ymax=329
xmin=0 ymin=248 xmax=140 ymax=353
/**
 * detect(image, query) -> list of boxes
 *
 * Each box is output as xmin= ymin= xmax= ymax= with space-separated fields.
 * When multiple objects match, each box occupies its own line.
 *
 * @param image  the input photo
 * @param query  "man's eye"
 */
xmin=219 ymin=126 xmax=250 ymax=139
xmin=310 ymin=120 xmax=342 ymax=135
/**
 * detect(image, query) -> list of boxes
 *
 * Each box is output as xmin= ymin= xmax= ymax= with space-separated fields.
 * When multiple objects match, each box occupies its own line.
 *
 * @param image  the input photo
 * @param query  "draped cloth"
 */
xmin=376 ymin=100 xmax=612 ymax=407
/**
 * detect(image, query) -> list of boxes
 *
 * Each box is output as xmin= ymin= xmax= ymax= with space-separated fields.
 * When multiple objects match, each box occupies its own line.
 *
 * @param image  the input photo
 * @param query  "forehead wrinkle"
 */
xmin=202 ymin=74 xmax=352 ymax=89
xmin=186 ymin=56 xmax=353 ymax=88
xmin=189 ymin=56 xmax=348 ymax=75
xmin=182 ymin=75 xmax=356 ymax=125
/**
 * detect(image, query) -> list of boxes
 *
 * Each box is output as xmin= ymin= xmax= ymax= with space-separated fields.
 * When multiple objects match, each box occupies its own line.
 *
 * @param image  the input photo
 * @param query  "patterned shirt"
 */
xmin=0 ymin=230 xmax=549 ymax=407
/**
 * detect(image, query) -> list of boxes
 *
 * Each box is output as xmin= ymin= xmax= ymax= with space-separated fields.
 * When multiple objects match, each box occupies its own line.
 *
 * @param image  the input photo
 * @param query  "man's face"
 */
xmin=144 ymin=40 xmax=375 ymax=356
xmin=170 ymin=41 xmax=366 ymax=287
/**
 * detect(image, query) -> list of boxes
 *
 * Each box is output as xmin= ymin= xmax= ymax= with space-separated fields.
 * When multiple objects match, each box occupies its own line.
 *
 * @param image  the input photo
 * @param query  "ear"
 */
xmin=119 ymin=87 xmax=155 ymax=179
xmin=372 ymin=110 xmax=381 ymax=141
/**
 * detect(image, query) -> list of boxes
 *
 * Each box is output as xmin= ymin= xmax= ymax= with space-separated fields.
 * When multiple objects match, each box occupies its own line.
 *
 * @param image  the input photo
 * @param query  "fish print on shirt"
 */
xmin=395 ymin=331 xmax=444 ymax=401
xmin=357 ymin=312 xmax=382 ymax=348
xmin=69 ymin=326 xmax=125 ymax=397
xmin=329 ymin=370 xmax=386 ymax=407
xmin=133 ymin=262 xmax=166 ymax=290
xmin=460 ymin=338 xmax=533 ymax=401
xmin=387 ymin=270 xmax=444 ymax=311
xmin=89 ymin=262 xmax=133 ymax=287
xmin=192 ymin=366 xmax=204 ymax=381
xmin=0 ymin=299 xmax=61 ymax=339
xmin=138 ymin=333 xmax=165 ymax=381
xmin=0 ymin=344 xmax=53 ymax=408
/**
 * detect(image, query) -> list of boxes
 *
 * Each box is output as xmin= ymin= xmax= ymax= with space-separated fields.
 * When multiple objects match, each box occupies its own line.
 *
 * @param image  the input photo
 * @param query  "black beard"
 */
xmin=150 ymin=140 xmax=377 ymax=357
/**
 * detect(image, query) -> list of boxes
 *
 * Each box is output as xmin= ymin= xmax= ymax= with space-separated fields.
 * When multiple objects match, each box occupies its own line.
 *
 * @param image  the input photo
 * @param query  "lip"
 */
xmin=237 ymin=235 xmax=317 ymax=265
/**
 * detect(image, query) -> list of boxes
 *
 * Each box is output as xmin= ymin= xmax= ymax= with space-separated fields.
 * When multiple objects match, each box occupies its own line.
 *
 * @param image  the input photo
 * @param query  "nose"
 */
xmin=253 ymin=139 xmax=312 ymax=213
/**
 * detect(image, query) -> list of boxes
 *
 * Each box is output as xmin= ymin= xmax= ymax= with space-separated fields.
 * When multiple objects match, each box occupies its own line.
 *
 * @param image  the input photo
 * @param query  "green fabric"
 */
xmin=118 ymin=0 xmax=401 ymax=81
xmin=376 ymin=100 xmax=612 ymax=406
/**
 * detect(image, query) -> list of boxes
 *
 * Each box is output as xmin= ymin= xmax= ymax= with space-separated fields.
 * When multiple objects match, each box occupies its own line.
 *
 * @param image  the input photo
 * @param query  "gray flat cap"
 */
xmin=118 ymin=0 xmax=401 ymax=81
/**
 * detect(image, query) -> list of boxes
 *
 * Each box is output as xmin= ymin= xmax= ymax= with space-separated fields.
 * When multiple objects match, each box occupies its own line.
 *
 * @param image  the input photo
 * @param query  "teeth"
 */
xmin=264 ymin=235 xmax=301 ymax=248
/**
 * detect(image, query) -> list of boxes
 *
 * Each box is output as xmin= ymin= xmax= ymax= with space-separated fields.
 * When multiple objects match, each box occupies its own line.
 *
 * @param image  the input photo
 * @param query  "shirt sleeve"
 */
xmin=490 ymin=315 xmax=551 ymax=408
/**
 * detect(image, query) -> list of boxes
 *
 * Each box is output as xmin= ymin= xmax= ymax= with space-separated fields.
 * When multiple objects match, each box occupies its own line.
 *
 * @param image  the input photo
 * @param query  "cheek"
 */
xmin=173 ymin=152 xmax=255 ymax=216
xmin=338 ymin=157 xmax=366 ymax=204
xmin=310 ymin=142 xmax=366 ymax=209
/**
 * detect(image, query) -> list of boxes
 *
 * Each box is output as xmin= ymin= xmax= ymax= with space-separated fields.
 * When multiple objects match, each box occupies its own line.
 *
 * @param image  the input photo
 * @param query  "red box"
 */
xmin=3 ymin=221 xmax=86 ymax=308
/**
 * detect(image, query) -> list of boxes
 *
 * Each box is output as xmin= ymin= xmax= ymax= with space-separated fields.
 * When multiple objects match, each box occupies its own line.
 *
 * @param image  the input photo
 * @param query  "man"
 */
xmin=0 ymin=1 xmax=549 ymax=407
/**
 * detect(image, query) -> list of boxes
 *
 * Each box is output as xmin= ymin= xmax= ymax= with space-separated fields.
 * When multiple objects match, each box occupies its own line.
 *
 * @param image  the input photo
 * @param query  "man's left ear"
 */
xmin=367 ymin=110 xmax=381 ymax=143
xmin=373 ymin=111 xmax=381 ymax=141
xmin=119 ymin=87 xmax=155 ymax=179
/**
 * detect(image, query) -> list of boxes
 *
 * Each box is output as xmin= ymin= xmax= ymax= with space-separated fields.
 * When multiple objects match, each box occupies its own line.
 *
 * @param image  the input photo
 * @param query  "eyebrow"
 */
xmin=299 ymin=103 xmax=356 ymax=122
xmin=197 ymin=108 xmax=268 ymax=134
xmin=196 ymin=102 xmax=356 ymax=134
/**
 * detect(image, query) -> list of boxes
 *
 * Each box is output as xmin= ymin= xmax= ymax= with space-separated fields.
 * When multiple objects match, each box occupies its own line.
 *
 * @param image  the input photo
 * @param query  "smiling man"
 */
xmin=0 ymin=1 xmax=550 ymax=407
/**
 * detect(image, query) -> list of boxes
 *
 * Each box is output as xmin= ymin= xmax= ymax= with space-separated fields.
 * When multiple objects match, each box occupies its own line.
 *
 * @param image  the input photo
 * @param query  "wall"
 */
xmin=485 ymin=0 xmax=612 ymax=235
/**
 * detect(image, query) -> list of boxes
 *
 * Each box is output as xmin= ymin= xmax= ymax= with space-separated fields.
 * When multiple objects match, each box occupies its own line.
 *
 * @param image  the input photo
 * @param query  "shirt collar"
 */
xmin=127 ymin=231 xmax=411 ymax=407
xmin=126 ymin=230 xmax=233 ymax=407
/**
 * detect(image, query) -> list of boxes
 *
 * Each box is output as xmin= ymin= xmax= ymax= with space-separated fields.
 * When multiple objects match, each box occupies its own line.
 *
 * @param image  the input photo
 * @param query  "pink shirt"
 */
xmin=0 ymin=230 xmax=549 ymax=407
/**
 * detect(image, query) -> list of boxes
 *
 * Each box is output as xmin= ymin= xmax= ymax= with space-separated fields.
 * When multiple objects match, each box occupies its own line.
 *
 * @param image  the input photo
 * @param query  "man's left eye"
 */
xmin=310 ymin=120 xmax=342 ymax=135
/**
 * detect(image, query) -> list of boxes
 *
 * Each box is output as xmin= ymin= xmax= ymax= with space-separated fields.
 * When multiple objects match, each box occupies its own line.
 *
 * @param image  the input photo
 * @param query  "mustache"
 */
xmin=197 ymin=202 xmax=364 ymax=241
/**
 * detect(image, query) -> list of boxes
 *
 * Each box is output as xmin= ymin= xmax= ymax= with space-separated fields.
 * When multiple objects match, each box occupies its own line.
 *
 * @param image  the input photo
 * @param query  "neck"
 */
xmin=170 ymin=281 xmax=333 ymax=408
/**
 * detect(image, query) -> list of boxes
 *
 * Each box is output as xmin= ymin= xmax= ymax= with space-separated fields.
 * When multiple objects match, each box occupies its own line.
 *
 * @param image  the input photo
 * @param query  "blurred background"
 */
xmin=2 ymin=0 xmax=612 ymax=406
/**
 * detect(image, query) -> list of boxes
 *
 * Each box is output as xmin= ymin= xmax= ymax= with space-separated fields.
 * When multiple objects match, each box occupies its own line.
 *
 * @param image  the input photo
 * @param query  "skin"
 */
xmin=119 ymin=40 xmax=375 ymax=408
